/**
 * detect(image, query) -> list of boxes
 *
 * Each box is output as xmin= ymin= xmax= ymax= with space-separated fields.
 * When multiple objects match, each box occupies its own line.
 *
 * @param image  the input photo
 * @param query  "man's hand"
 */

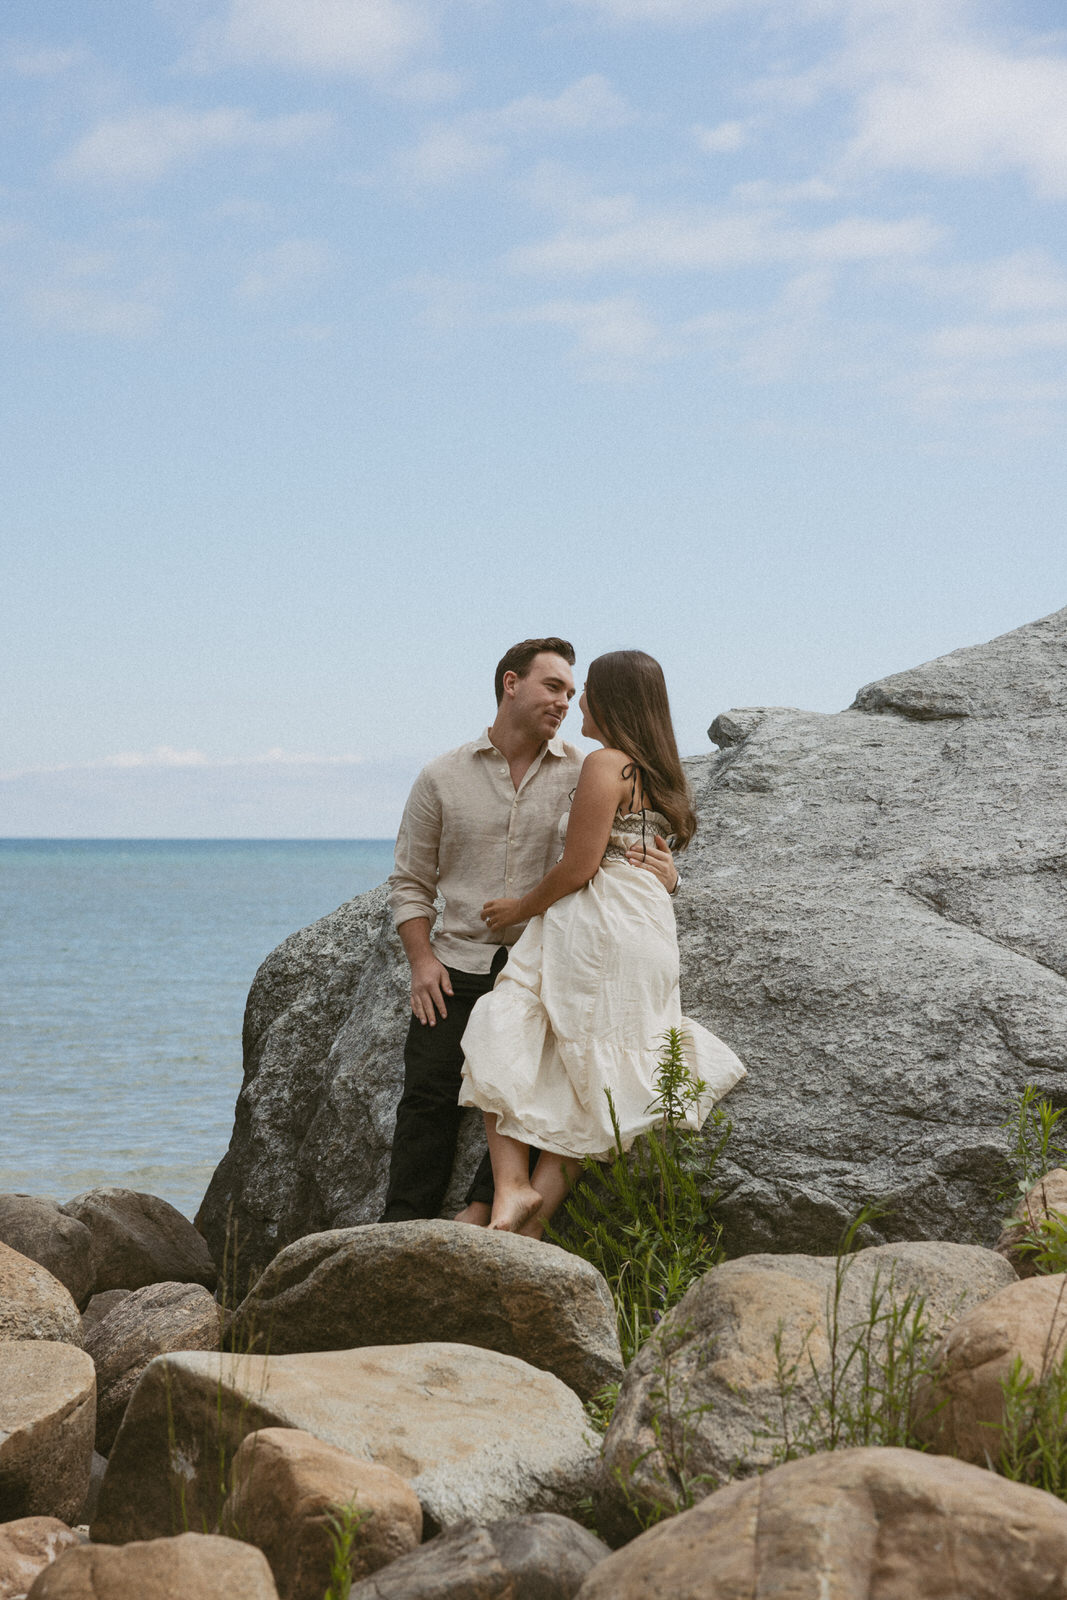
xmin=410 ymin=953 xmax=453 ymax=1026
xmin=482 ymin=897 xmax=522 ymax=935
xmin=626 ymin=833 xmax=680 ymax=893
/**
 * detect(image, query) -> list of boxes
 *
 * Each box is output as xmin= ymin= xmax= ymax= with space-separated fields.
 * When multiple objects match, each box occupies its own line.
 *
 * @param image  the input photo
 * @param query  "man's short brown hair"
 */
xmin=494 ymin=637 xmax=576 ymax=705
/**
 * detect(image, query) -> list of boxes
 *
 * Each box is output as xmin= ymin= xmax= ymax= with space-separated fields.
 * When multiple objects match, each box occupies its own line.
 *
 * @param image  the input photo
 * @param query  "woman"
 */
xmin=458 ymin=649 xmax=746 ymax=1234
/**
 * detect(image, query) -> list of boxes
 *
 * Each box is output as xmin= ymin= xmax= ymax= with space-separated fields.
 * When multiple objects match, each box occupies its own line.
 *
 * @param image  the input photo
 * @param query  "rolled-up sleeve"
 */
xmin=389 ymin=766 xmax=442 ymax=929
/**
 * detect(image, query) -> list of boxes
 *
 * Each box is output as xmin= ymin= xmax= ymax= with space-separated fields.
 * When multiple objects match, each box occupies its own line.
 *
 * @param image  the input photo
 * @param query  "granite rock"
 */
xmin=0 ymin=1518 xmax=82 ymax=1600
xmin=0 ymin=1342 xmax=96 ymax=1524
xmin=576 ymin=1447 xmax=1067 ymax=1599
xmin=80 ymin=1281 xmax=220 ymax=1454
xmin=595 ymin=1239 xmax=1016 ymax=1542
xmin=92 ymin=1342 xmax=597 ymax=1544
xmin=0 ymin=1246 xmax=81 ymax=1346
xmin=60 ymin=1190 xmax=215 ymax=1296
xmin=26 ymin=1533 xmax=278 ymax=1599
xmin=0 ymin=1198 xmax=94 ymax=1311
xmin=198 ymin=608 xmax=1067 ymax=1280
xmin=232 ymin=1221 xmax=621 ymax=1401
xmin=348 ymin=1514 xmax=610 ymax=1600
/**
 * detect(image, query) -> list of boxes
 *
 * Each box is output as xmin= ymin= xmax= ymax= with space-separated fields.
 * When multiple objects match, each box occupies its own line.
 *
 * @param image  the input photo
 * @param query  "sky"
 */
xmin=2 ymin=0 xmax=1066 ymax=836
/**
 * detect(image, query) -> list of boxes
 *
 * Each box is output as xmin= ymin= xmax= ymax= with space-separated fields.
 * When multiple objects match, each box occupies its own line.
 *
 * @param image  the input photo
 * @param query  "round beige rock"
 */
xmin=93 ymin=1343 xmax=597 ymax=1544
xmin=60 ymin=1190 xmax=216 ymax=1295
xmin=221 ymin=1427 xmax=421 ymax=1599
xmin=232 ymin=1221 xmax=622 ymax=1401
xmin=25 ymin=1532 xmax=278 ymax=1599
xmin=996 ymin=1169 xmax=1067 ymax=1278
xmin=81 ymin=1281 xmax=220 ymax=1454
xmin=0 ymin=1517 xmax=82 ymax=1599
xmin=0 ymin=1197 xmax=94 ymax=1310
xmin=0 ymin=1342 xmax=96 ymax=1524
xmin=595 ymin=1239 xmax=1016 ymax=1543
xmin=348 ymin=1514 xmax=609 ymax=1599
xmin=0 ymin=1244 xmax=81 ymax=1345
xmin=577 ymin=1447 xmax=1067 ymax=1600
xmin=912 ymin=1271 xmax=1067 ymax=1465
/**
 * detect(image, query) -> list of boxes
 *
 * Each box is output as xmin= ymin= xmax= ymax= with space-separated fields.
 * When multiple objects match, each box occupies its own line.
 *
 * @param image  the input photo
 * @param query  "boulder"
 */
xmin=575 ymin=1446 xmax=1067 ymax=1599
xmin=0 ymin=1245 xmax=81 ymax=1345
xmin=0 ymin=1198 xmax=93 ymax=1310
xmin=221 ymin=1427 xmax=421 ymax=1599
xmin=0 ymin=1343 xmax=96 ymax=1524
xmin=59 ymin=1190 xmax=215 ymax=1296
xmin=996 ymin=1168 xmax=1067 ymax=1278
xmin=92 ymin=1343 xmax=596 ymax=1544
xmin=80 ymin=1282 xmax=220 ymax=1454
xmin=0 ymin=1519 xmax=82 ymax=1600
xmin=198 ymin=607 xmax=1067 ymax=1282
xmin=348 ymin=1515 xmax=610 ymax=1600
xmin=912 ymin=1271 xmax=1067 ymax=1466
xmin=25 ymin=1532 xmax=277 ymax=1599
xmin=595 ymin=1239 xmax=1015 ymax=1542
xmin=78 ymin=1292 xmax=132 ymax=1344
xmin=232 ymin=1221 xmax=621 ymax=1401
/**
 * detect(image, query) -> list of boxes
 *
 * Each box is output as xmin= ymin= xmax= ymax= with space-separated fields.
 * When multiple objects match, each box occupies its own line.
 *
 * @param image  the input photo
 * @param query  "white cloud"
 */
xmin=56 ymin=106 xmax=331 ymax=184
xmin=519 ymin=294 xmax=663 ymax=360
xmin=198 ymin=0 xmax=431 ymax=77
xmin=237 ymin=237 xmax=333 ymax=297
xmin=566 ymin=0 xmax=754 ymax=20
xmin=928 ymin=318 xmax=1067 ymax=362
xmin=7 ymin=45 xmax=81 ymax=77
xmin=509 ymin=202 xmax=941 ymax=276
xmin=394 ymin=125 xmax=503 ymax=184
xmin=26 ymin=285 xmax=161 ymax=337
xmin=694 ymin=120 xmax=749 ymax=153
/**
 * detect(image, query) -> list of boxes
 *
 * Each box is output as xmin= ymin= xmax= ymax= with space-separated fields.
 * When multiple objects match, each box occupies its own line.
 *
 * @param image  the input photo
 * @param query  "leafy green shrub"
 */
xmin=999 ymin=1086 xmax=1067 ymax=1275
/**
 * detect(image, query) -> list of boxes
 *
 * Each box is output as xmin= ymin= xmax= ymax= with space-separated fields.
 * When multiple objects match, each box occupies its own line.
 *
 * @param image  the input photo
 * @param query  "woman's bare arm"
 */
xmin=482 ymin=750 xmax=627 ymax=933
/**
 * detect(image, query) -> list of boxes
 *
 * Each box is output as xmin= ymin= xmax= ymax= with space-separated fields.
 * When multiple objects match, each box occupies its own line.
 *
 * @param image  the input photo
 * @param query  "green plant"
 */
xmin=993 ymin=1275 xmax=1067 ymax=1499
xmin=764 ymin=1208 xmax=943 ymax=1462
xmin=322 ymin=1498 xmax=371 ymax=1600
xmin=548 ymin=1028 xmax=731 ymax=1364
xmin=998 ymin=1087 xmax=1067 ymax=1275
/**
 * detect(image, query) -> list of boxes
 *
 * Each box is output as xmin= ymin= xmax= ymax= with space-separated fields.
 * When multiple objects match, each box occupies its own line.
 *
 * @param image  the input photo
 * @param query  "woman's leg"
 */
xmin=518 ymin=1151 xmax=581 ymax=1238
xmin=484 ymin=1113 xmax=541 ymax=1231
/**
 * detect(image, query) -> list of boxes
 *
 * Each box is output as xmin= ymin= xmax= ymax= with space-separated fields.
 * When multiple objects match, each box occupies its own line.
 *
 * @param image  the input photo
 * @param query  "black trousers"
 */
xmin=380 ymin=950 xmax=507 ymax=1222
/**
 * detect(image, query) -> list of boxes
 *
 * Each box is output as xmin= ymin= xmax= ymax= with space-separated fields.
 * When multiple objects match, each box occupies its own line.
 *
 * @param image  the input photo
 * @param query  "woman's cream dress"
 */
xmin=458 ymin=808 xmax=746 ymax=1160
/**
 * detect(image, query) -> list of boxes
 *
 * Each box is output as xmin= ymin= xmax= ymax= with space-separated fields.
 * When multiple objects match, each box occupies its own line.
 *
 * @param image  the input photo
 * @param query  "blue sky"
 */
xmin=3 ymin=0 xmax=1066 ymax=835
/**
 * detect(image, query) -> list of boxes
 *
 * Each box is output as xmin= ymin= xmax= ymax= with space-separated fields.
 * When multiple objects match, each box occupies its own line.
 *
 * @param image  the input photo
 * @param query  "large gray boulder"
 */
xmin=199 ymin=607 xmax=1067 ymax=1282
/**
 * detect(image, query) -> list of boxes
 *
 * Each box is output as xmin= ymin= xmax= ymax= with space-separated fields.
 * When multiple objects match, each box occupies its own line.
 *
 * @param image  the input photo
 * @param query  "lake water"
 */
xmin=0 ymin=839 xmax=395 ymax=1219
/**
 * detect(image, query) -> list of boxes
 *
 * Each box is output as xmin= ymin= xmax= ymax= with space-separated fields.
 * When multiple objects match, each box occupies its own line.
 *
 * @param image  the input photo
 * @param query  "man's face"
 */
xmin=507 ymin=652 xmax=576 ymax=741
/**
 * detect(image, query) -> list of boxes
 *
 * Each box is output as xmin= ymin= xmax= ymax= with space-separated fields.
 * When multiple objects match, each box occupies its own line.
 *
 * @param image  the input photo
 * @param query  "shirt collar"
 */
xmin=473 ymin=728 xmax=567 ymax=759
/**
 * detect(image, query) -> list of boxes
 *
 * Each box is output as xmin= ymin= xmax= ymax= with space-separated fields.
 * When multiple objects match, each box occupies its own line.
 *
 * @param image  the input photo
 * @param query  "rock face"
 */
xmin=0 ymin=1245 xmax=81 ymax=1345
xmin=220 ymin=1427 xmax=422 ymax=1599
xmin=912 ymin=1271 xmax=1067 ymax=1466
xmin=576 ymin=1447 xmax=1067 ymax=1600
xmin=92 ymin=1343 xmax=596 ymax=1544
xmin=0 ymin=1342 xmax=96 ymax=1524
xmin=26 ymin=1533 xmax=278 ymax=1600
xmin=0 ymin=1197 xmax=94 ymax=1310
xmin=80 ymin=1281 xmax=221 ymax=1453
xmin=348 ymin=1515 xmax=610 ymax=1600
xmin=232 ymin=1221 xmax=622 ymax=1401
xmin=60 ymin=1190 xmax=216 ymax=1295
xmin=199 ymin=608 xmax=1067 ymax=1280
xmin=594 ymin=1240 xmax=1016 ymax=1542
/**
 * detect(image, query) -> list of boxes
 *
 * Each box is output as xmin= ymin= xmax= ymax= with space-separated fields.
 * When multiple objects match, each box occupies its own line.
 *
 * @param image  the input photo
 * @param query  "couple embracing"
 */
xmin=381 ymin=637 xmax=745 ymax=1238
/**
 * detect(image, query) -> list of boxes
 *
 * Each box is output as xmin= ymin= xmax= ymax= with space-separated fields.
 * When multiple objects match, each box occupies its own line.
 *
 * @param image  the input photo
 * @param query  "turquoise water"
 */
xmin=0 ymin=840 xmax=395 ymax=1219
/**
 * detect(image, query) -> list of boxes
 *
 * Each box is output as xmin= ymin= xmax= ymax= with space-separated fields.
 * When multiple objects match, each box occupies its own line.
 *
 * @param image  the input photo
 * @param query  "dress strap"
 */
xmin=620 ymin=761 xmax=650 ymax=856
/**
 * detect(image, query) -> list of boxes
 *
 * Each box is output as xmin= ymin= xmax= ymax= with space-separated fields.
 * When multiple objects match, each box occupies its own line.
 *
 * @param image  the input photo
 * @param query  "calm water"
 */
xmin=0 ymin=840 xmax=395 ymax=1218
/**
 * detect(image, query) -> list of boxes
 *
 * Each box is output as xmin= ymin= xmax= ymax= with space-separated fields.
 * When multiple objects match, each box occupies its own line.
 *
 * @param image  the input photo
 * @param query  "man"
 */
xmin=381 ymin=636 xmax=678 ymax=1224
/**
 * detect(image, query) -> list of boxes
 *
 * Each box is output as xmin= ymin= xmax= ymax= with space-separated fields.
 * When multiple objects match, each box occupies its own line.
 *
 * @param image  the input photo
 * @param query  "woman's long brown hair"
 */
xmin=585 ymin=650 xmax=697 ymax=849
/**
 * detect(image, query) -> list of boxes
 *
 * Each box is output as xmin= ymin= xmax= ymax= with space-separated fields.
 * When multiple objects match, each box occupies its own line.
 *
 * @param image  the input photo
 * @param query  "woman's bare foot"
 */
xmin=453 ymin=1202 xmax=491 ymax=1226
xmin=489 ymin=1185 xmax=542 ymax=1232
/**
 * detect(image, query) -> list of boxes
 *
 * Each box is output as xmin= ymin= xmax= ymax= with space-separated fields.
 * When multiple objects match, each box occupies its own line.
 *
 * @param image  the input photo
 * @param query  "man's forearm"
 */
xmin=398 ymin=917 xmax=435 ymax=970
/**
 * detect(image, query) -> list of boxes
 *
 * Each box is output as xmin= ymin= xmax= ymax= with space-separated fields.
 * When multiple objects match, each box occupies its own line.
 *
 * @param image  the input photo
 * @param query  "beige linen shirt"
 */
xmin=389 ymin=729 xmax=584 ymax=974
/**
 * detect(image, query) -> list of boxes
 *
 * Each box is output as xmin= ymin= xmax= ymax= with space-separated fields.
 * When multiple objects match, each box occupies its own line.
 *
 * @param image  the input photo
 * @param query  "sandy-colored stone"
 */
xmin=60 ymin=1190 xmax=215 ymax=1296
xmin=92 ymin=1343 xmax=596 ymax=1544
xmin=233 ymin=1221 xmax=621 ymax=1402
xmin=577 ymin=1447 xmax=1067 ymax=1600
xmin=595 ymin=1239 xmax=1016 ymax=1543
xmin=221 ymin=1427 xmax=421 ymax=1599
xmin=0 ymin=1518 xmax=81 ymax=1600
xmin=81 ymin=1282 xmax=220 ymax=1454
xmin=349 ymin=1514 xmax=610 ymax=1600
xmin=78 ymin=1292 xmax=132 ymax=1345
xmin=996 ymin=1169 xmax=1067 ymax=1279
xmin=0 ymin=1199 xmax=93 ymax=1312
xmin=0 ymin=1246 xmax=80 ymax=1346
xmin=0 ymin=1343 xmax=96 ymax=1524
xmin=912 ymin=1271 xmax=1067 ymax=1466
xmin=25 ymin=1532 xmax=277 ymax=1599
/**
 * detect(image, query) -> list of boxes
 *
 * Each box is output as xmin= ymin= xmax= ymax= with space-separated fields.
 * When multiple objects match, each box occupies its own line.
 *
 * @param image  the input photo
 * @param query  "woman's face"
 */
xmin=579 ymin=688 xmax=605 ymax=743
